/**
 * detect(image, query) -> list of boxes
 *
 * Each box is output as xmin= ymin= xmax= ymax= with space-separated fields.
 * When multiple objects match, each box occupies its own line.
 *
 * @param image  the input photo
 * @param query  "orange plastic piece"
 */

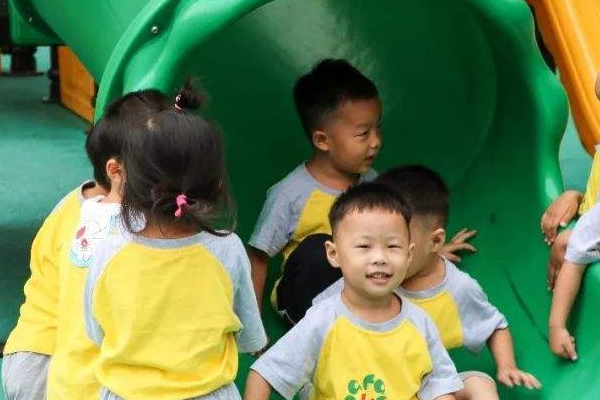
xmin=529 ymin=0 xmax=600 ymax=154
xmin=58 ymin=46 xmax=95 ymax=122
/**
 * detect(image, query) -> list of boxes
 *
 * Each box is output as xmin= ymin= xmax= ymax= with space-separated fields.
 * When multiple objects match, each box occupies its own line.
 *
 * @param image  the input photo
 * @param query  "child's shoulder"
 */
xmin=266 ymin=163 xmax=323 ymax=199
xmin=443 ymin=259 xmax=482 ymax=294
xmin=49 ymin=181 xmax=92 ymax=216
xmin=400 ymin=296 xmax=438 ymax=332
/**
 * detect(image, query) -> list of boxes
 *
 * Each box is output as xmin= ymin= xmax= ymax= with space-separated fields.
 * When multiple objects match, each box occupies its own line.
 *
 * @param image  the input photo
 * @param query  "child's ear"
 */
xmin=105 ymin=158 xmax=123 ymax=184
xmin=407 ymin=242 xmax=416 ymax=266
xmin=312 ymin=130 xmax=330 ymax=152
xmin=324 ymin=239 xmax=340 ymax=269
xmin=429 ymin=228 xmax=446 ymax=253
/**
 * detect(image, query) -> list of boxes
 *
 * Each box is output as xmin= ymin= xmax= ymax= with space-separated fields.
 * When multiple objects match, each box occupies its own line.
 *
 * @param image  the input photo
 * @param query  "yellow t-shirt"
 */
xmin=46 ymin=197 xmax=122 ymax=400
xmin=3 ymin=183 xmax=88 ymax=356
xmin=579 ymin=145 xmax=600 ymax=214
xmin=251 ymin=294 xmax=462 ymax=400
xmin=85 ymin=225 xmax=266 ymax=400
xmin=248 ymin=163 xmax=377 ymax=307
xmin=398 ymin=259 xmax=508 ymax=353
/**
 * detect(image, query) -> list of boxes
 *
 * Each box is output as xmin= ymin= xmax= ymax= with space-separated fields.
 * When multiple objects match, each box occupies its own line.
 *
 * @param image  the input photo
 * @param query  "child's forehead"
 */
xmin=335 ymin=207 xmax=408 ymax=233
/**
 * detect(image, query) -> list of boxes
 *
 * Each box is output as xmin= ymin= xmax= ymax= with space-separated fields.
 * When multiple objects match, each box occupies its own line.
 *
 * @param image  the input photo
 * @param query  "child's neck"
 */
xmin=140 ymin=220 xmax=199 ymax=239
xmin=401 ymin=256 xmax=446 ymax=292
xmin=341 ymin=287 xmax=401 ymax=324
xmin=306 ymin=154 xmax=361 ymax=191
xmin=82 ymin=182 xmax=107 ymax=199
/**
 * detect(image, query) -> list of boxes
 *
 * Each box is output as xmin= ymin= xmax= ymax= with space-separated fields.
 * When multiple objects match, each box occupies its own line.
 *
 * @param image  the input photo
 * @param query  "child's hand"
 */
xmin=547 ymin=230 xmax=572 ymax=290
xmin=549 ymin=325 xmax=577 ymax=361
xmin=497 ymin=367 xmax=542 ymax=389
xmin=439 ymin=228 xmax=477 ymax=263
xmin=541 ymin=191 xmax=581 ymax=245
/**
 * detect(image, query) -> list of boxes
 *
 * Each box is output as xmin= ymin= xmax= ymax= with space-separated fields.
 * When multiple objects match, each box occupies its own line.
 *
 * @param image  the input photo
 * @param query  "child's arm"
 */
xmin=541 ymin=190 xmax=582 ymax=245
xmin=547 ymin=229 xmax=572 ymax=290
xmin=548 ymin=202 xmax=600 ymax=359
xmin=439 ymin=228 xmax=477 ymax=263
xmin=244 ymin=370 xmax=273 ymax=400
xmin=487 ymin=329 xmax=541 ymax=389
xmin=549 ymin=261 xmax=585 ymax=361
xmin=248 ymin=247 xmax=270 ymax=309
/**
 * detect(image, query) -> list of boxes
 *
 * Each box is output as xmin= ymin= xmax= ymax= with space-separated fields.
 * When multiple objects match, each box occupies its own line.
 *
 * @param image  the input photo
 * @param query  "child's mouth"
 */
xmin=366 ymin=272 xmax=392 ymax=284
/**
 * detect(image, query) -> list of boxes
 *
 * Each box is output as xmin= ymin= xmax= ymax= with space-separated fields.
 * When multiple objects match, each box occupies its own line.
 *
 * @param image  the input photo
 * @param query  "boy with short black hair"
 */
xmin=316 ymin=165 xmax=541 ymax=399
xmin=245 ymin=182 xmax=462 ymax=400
xmin=247 ymin=59 xmax=381 ymax=324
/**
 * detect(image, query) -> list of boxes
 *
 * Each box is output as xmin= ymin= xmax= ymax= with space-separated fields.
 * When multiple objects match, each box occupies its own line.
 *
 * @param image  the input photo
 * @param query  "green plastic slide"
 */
xmin=7 ymin=0 xmax=599 ymax=398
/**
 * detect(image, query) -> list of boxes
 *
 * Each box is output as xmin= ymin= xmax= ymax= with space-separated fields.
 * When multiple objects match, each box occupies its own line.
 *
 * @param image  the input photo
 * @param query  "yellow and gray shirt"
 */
xmin=252 ymin=293 xmax=463 ymax=400
xmin=83 ymin=208 xmax=267 ymax=400
xmin=316 ymin=259 xmax=508 ymax=353
xmin=249 ymin=163 xmax=377 ymax=261
xmin=396 ymin=259 xmax=508 ymax=353
xmin=565 ymin=202 xmax=600 ymax=265
xmin=4 ymin=182 xmax=91 ymax=357
xmin=46 ymin=196 xmax=122 ymax=400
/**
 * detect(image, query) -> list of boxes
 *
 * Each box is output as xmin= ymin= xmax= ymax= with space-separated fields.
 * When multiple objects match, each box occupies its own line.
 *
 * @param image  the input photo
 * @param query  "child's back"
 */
xmin=44 ymin=90 xmax=175 ymax=400
xmin=84 ymin=87 xmax=266 ymax=400
xmin=86 ymin=228 xmax=263 ymax=399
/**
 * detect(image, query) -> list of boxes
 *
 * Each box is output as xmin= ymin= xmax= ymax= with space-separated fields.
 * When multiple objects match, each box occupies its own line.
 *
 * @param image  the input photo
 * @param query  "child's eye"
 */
xmin=388 ymin=244 xmax=401 ymax=249
xmin=356 ymin=244 xmax=370 ymax=249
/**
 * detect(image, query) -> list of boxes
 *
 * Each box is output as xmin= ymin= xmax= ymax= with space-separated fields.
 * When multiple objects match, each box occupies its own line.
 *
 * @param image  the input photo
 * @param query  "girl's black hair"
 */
xmin=120 ymin=81 xmax=235 ymax=235
xmin=85 ymin=89 xmax=172 ymax=190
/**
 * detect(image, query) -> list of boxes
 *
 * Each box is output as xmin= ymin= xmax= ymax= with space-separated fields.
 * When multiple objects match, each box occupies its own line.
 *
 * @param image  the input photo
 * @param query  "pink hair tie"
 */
xmin=174 ymin=194 xmax=188 ymax=218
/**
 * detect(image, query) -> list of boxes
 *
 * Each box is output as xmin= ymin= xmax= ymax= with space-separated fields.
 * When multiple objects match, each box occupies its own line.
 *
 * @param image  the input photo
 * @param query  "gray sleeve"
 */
xmin=250 ymin=312 xmax=322 ymax=400
xmin=312 ymin=277 xmax=344 ymax=306
xmin=565 ymin=203 xmax=600 ymax=264
xmin=232 ymin=241 xmax=268 ymax=353
xmin=2 ymin=352 xmax=50 ymax=400
xmin=248 ymin=185 xmax=296 ymax=257
xmin=418 ymin=314 xmax=464 ymax=400
xmin=83 ymin=236 xmax=127 ymax=346
xmin=458 ymin=277 xmax=508 ymax=354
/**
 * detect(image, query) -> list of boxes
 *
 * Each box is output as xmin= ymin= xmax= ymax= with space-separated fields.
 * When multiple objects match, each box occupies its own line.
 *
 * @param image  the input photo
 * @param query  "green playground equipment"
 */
xmin=6 ymin=0 xmax=599 ymax=398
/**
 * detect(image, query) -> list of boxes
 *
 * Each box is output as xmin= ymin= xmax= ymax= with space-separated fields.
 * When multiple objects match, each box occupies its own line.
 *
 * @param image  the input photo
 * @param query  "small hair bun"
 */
xmin=174 ymin=79 xmax=203 ymax=111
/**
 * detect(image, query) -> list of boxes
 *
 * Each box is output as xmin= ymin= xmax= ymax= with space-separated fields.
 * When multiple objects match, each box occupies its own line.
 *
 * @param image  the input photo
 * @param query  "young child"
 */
xmin=386 ymin=166 xmax=540 ymax=398
xmin=83 ymin=89 xmax=267 ymax=400
xmin=45 ymin=90 xmax=174 ymax=400
xmin=548 ymin=202 xmax=600 ymax=361
xmin=541 ymin=72 xmax=600 ymax=290
xmin=316 ymin=166 xmax=541 ymax=399
xmin=1 ymin=90 xmax=167 ymax=400
xmin=247 ymin=58 xmax=381 ymax=324
xmin=245 ymin=182 xmax=463 ymax=400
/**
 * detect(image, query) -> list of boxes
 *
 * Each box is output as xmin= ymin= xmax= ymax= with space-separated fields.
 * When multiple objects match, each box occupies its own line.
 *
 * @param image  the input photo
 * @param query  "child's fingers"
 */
xmin=443 ymin=253 xmax=461 ymax=263
xmin=450 ymin=228 xmax=468 ymax=242
xmin=498 ymin=374 xmax=513 ymax=388
xmin=452 ymin=229 xmax=477 ymax=243
xmin=563 ymin=339 xmax=578 ymax=361
xmin=541 ymin=212 xmax=559 ymax=242
xmin=526 ymin=373 xmax=542 ymax=389
xmin=445 ymin=242 xmax=477 ymax=253
xmin=510 ymin=371 xmax=524 ymax=387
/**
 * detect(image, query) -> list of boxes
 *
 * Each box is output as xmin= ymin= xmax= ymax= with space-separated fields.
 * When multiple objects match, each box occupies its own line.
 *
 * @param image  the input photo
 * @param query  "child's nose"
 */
xmin=370 ymin=130 xmax=382 ymax=149
xmin=371 ymin=248 xmax=387 ymax=265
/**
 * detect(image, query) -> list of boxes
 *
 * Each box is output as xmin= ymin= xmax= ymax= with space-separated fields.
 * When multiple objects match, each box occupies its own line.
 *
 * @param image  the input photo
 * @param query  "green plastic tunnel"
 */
xmin=7 ymin=0 xmax=599 ymax=398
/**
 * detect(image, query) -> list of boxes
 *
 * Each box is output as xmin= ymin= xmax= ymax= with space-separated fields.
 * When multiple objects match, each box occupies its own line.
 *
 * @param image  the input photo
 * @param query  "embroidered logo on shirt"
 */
xmin=345 ymin=374 xmax=386 ymax=400
xmin=70 ymin=214 xmax=118 ymax=268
